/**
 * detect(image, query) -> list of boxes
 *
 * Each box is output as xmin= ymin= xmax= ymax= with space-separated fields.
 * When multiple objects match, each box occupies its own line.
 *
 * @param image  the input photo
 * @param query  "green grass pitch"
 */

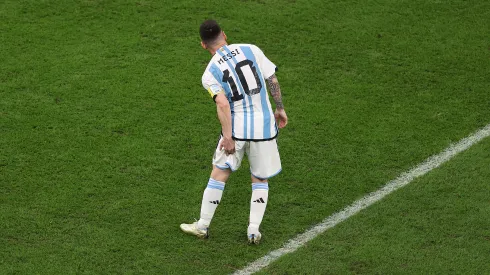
xmin=1 ymin=0 xmax=489 ymax=274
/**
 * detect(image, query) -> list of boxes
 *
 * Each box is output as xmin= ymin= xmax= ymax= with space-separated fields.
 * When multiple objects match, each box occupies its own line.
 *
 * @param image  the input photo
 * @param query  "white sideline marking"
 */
xmin=234 ymin=123 xmax=490 ymax=275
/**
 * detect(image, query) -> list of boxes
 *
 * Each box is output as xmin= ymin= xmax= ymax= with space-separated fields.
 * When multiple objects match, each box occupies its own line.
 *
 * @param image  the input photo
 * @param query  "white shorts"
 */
xmin=212 ymin=137 xmax=282 ymax=180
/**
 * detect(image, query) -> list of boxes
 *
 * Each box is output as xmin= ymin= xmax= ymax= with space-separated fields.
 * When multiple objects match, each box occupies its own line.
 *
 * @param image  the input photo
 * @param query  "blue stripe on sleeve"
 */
xmin=209 ymin=64 xmax=229 ymax=97
xmin=240 ymin=45 xmax=271 ymax=139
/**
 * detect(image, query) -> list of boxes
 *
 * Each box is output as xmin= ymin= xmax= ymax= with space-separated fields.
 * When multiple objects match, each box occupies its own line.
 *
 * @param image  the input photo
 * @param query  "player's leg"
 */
xmin=197 ymin=166 xmax=230 ymax=229
xmin=180 ymin=166 xmax=230 ymax=238
xmin=247 ymin=139 xmax=282 ymax=244
xmin=200 ymin=138 xmax=245 ymax=229
xmin=248 ymin=175 xmax=268 ymax=244
xmin=180 ymin=137 xmax=245 ymax=239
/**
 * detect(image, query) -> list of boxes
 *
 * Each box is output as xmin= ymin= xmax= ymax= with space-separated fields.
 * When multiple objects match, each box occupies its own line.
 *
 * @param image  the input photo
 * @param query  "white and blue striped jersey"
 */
xmin=202 ymin=44 xmax=278 ymax=141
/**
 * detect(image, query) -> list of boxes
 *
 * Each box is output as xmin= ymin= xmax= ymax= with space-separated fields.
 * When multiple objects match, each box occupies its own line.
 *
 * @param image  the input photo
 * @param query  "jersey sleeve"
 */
xmin=252 ymin=45 xmax=277 ymax=79
xmin=202 ymin=70 xmax=224 ymax=99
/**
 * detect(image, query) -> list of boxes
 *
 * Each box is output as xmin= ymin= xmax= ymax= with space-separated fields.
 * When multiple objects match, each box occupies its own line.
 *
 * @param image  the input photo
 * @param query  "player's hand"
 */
xmin=275 ymin=108 xmax=288 ymax=128
xmin=219 ymin=136 xmax=236 ymax=155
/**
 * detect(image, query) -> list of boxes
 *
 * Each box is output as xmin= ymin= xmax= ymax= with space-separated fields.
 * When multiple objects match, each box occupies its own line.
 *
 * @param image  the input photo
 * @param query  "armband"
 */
xmin=207 ymin=84 xmax=223 ymax=98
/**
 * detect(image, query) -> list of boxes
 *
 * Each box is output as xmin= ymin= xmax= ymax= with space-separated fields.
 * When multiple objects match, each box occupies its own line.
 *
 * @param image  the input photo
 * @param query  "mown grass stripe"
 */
xmin=234 ymin=123 xmax=490 ymax=275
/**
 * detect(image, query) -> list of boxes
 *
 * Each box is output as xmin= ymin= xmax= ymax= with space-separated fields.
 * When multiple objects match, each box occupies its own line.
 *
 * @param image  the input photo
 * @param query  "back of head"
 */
xmin=200 ymin=20 xmax=222 ymax=45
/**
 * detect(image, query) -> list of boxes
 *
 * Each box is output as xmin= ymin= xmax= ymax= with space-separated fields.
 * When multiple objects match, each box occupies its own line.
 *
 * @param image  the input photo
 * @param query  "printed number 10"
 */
xmin=222 ymin=60 xmax=262 ymax=102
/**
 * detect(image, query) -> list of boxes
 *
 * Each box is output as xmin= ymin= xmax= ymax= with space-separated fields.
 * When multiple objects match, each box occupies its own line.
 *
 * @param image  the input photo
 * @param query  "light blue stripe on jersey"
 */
xmin=209 ymin=63 xmax=235 ymax=136
xmin=223 ymin=45 xmax=254 ymax=139
xmin=240 ymin=45 xmax=272 ymax=139
xmin=217 ymin=47 xmax=248 ymax=139
xmin=252 ymin=183 xmax=269 ymax=190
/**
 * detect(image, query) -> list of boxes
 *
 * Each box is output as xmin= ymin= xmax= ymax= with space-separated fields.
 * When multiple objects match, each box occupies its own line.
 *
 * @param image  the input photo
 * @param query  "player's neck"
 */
xmin=209 ymin=41 xmax=228 ymax=55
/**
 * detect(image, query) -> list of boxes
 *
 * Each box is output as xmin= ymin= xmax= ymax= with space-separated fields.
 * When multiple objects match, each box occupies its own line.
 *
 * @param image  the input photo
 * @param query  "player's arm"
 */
xmin=266 ymin=74 xmax=288 ymax=128
xmin=215 ymin=93 xmax=235 ymax=155
xmin=203 ymin=73 xmax=235 ymax=155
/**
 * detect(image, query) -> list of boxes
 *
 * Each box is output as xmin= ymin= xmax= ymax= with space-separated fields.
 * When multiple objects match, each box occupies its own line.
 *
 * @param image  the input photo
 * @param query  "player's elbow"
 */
xmin=216 ymin=101 xmax=230 ymax=113
xmin=215 ymin=94 xmax=229 ymax=109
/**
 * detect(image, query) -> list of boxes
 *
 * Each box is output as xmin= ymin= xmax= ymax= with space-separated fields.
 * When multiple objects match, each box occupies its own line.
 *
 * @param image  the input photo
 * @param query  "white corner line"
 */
xmin=233 ymin=123 xmax=490 ymax=275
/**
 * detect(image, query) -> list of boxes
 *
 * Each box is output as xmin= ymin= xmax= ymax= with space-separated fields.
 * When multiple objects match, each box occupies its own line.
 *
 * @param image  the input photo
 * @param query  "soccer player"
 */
xmin=180 ymin=20 xmax=288 ymax=244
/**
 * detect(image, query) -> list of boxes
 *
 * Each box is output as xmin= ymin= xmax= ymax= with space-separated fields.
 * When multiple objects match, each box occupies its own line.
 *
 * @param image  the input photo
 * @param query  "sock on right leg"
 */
xmin=248 ymin=182 xmax=269 ymax=235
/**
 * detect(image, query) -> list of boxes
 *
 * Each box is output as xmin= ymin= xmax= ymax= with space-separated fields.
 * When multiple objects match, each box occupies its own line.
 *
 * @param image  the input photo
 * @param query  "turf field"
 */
xmin=1 ymin=0 xmax=489 ymax=274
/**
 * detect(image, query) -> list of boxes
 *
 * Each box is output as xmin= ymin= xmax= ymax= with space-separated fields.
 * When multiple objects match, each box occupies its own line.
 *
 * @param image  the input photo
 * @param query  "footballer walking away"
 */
xmin=180 ymin=20 xmax=288 ymax=244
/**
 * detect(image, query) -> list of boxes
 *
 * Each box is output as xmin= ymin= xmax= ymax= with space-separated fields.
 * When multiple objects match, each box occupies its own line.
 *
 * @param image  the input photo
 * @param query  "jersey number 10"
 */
xmin=222 ymin=59 xmax=262 ymax=102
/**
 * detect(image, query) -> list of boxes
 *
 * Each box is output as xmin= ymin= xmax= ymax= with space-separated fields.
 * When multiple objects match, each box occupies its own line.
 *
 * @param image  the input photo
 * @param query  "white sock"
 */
xmin=248 ymin=182 xmax=269 ymax=235
xmin=197 ymin=178 xmax=225 ymax=229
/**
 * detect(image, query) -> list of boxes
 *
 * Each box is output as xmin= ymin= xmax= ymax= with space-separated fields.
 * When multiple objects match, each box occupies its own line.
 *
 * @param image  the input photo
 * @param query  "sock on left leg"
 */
xmin=198 ymin=178 xmax=225 ymax=229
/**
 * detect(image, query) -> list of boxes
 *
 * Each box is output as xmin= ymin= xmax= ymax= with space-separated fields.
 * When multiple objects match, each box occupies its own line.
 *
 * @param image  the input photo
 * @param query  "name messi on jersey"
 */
xmin=217 ymin=49 xmax=241 ymax=65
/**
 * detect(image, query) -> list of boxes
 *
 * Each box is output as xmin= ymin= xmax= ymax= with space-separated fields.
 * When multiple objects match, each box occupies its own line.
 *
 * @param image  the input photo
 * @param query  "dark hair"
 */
xmin=200 ymin=20 xmax=222 ymax=43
